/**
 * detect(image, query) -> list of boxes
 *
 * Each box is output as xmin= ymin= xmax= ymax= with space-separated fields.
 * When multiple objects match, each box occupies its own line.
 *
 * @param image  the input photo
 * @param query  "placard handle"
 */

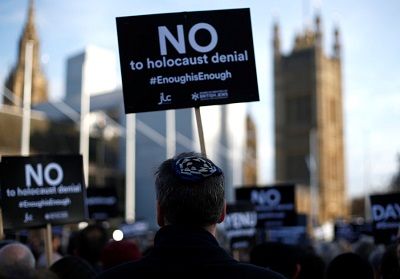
xmin=45 ymin=223 xmax=53 ymax=268
xmin=194 ymin=107 xmax=206 ymax=156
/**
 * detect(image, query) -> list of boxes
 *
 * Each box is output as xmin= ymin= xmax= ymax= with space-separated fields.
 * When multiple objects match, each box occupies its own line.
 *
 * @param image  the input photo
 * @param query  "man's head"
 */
xmin=155 ymin=152 xmax=225 ymax=230
xmin=0 ymin=242 xmax=37 ymax=278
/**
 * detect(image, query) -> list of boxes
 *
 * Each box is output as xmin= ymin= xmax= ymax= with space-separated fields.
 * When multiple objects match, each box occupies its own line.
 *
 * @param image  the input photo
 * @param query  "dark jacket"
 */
xmin=95 ymin=225 xmax=286 ymax=279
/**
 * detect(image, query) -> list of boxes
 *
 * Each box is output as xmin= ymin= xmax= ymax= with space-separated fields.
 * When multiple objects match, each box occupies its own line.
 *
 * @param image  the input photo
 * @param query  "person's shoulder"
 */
xmin=231 ymin=262 xmax=287 ymax=278
xmin=94 ymin=258 xmax=287 ymax=279
xmin=94 ymin=261 xmax=138 ymax=279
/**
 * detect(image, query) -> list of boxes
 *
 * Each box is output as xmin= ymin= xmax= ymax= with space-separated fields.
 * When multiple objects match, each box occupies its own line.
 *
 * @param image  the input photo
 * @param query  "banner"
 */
xmin=370 ymin=193 xmax=400 ymax=244
xmin=235 ymin=183 xmax=297 ymax=229
xmin=0 ymin=154 xmax=88 ymax=230
xmin=116 ymin=8 xmax=259 ymax=113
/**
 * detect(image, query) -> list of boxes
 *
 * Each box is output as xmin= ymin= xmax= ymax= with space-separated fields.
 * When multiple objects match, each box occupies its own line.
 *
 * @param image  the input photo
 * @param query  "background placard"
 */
xmin=0 ymin=154 xmax=88 ymax=230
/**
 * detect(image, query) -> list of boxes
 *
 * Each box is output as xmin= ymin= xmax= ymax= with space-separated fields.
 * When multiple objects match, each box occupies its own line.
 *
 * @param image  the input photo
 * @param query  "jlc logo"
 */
xmin=158 ymin=92 xmax=172 ymax=105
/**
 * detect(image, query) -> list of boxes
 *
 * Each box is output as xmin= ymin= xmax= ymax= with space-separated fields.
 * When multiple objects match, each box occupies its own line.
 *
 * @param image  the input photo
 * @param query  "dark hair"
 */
xmin=101 ymin=240 xmax=142 ymax=270
xmin=49 ymin=255 xmax=97 ymax=279
xmin=155 ymin=151 xmax=225 ymax=227
xmin=325 ymin=252 xmax=374 ymax=279
xmin=380 ymin=244 xmax=400 ymax=279
xmin=250 ymin=242 xmax=301 ymax=278
xmin=75 ymin=224 xmax=108 ymax=266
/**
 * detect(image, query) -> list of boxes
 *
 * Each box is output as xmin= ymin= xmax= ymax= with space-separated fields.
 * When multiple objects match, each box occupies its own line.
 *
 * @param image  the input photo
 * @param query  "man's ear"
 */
xmin=156 ymin=201 xmax=165 ymax=227
xmin=217 ymin=200 xmax=226 ymax=224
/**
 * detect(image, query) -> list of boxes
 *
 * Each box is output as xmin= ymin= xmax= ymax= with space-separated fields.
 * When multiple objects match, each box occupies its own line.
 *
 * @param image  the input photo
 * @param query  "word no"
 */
xmin=25 ymin=163 xmax=64 ymax=187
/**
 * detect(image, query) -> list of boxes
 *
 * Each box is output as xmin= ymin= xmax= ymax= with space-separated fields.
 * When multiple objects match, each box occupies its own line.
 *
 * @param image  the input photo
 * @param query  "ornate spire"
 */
xmin=4 ymin=0 xmax=48 ymax=107
xmin=333 ymin=27 xmax=341 ymax=59
xmin=273 ymin=22 xmax=280 ymax=59
xmin=315 ymin=14 xmax=322 ymax=48
xmin=21 ymin=0 xmax=37 ymax=43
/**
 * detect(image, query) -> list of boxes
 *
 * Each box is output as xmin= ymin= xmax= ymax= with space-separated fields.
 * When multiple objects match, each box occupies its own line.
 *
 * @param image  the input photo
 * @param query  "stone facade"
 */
xmin=273 ymin=15 xmax=348 ymax=225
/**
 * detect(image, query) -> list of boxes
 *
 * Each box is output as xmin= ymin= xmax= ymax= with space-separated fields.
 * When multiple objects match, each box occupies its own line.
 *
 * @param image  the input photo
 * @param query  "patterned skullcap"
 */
xmin=172 ymin=156 xmax=222 ymax=182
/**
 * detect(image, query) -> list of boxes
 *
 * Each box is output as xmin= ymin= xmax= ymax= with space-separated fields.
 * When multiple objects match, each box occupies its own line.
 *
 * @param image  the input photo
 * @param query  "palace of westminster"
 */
xmin=0 ymin=1 xmax=350 ymax=233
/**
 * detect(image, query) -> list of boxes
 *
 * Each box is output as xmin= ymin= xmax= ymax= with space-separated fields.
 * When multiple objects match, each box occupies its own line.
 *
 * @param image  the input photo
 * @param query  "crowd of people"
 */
xmin=0 ymin=223 xmax=143 ymax=279
xmin=0 ymin=152 xmax=399 ymax=279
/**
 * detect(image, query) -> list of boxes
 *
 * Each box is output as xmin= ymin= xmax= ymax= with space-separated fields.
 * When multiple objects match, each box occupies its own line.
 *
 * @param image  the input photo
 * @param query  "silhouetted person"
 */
xmin=49 ymin=255 xmax=97 ymax=279
xmin=0 ymin=242 xmax=37 ymax=278
xmin=379 ymin=244 xmax=400 ymax=279
xmin=37 ymin=234 xmax=63 ymax=269
xmin=95 ymin=152 xmax=286 ymax=279
xmin=325 ymin=252 xmax=374 ymax=279
xmin=368 ymin=247 xmax=385 ymax=279
xmin=250 ymin=241 xmax=301 ymax=278
xmin=351 ymin=236 xmax=375 ymax=262
xmin=74 ymin=224 xmax=109 ymax=274
xmin=297 ymin=250 xmax=326 ymax=279
xmin=101 ymin=240 xmax=142 ymax=270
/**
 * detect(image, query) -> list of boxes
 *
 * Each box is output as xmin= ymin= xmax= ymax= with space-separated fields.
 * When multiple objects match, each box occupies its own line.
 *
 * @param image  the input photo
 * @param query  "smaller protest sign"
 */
xmin=119 ymin=220 xmax=150 ymax=239
xmin=222 ymin=203 xmax=257 ymax=251
xmin=86 ymin=187 xmax=119 ymax=221
xmin=370 ymin=193 xmax=400 ymax=244
xmin=334 ymin=222 xmax=373 ymax=244
xmin=267 ymin=226 xmax=307 ymax=246
xmin=0 ymin=154 xmax=88 ymax=230
xmin=235 ymin=183 xmax=297 ymax=229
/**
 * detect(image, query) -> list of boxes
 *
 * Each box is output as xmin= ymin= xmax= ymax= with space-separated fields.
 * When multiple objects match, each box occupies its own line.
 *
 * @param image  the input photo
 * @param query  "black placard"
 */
xmin=223 ymin=203 xmax=257 ymax=250
xmin=370 ymin=193 xmax=400 ymax=244
xmin=334 ymin=222 xmax=373 ymax=244
xmin=86 ymin=187 xmax=119 ymax=221
xmin=235 ymin=183 xmax=297 ymax=228
xmin=116 ymin=8 xmax=259 ymax=113
xmin=0 ymin=154 xmax=88 ymax=230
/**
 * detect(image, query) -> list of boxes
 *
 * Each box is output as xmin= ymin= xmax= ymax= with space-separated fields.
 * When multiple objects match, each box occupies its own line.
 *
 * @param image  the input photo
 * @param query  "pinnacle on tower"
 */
xmin=4 ymin=0 xmax=48 ymax=107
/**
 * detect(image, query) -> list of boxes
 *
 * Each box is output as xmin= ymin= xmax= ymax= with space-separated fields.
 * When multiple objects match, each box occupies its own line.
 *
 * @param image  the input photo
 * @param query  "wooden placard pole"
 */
xmin=45 ymin=223 xmax=53 ymax=268
xmin=194 ymin=107 xmax=206 ymax=156
xmin=0 ymin=208 xmax=4 ymax=240
xmin=233 ymin=250 xmax=240 ymax=261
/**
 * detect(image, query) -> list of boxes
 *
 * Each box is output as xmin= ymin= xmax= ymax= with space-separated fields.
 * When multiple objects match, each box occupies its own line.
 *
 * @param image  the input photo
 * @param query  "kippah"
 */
xmin=172 ymin=156 xmax=222 ymax=182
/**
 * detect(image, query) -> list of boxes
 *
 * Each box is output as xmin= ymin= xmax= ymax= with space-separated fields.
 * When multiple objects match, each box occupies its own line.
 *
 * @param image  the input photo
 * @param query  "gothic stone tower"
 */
xmin=4 ymin=0 xmax=48 ymax=107
xmin=273 ymin=15 xmax=348 ymax=225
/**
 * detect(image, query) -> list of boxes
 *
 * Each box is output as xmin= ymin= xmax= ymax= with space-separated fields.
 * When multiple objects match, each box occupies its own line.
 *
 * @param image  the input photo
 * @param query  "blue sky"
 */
xmin=1 ymin=0 xmax=399 ymax=199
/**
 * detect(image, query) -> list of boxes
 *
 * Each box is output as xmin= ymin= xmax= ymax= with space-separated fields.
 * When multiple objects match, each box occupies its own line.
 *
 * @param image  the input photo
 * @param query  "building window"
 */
xmin=330 ymin=98 xmax=337 ymax=123
xmin=286 ymin=96 xmax=311 ymax=125
xmin=286 ymin=154 xmax=310 ymax=184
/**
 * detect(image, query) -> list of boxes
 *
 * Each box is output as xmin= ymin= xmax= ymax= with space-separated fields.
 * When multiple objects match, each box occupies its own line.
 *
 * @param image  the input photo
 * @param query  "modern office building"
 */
xmin=273 ymin=15 xmax=348 ymax=225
